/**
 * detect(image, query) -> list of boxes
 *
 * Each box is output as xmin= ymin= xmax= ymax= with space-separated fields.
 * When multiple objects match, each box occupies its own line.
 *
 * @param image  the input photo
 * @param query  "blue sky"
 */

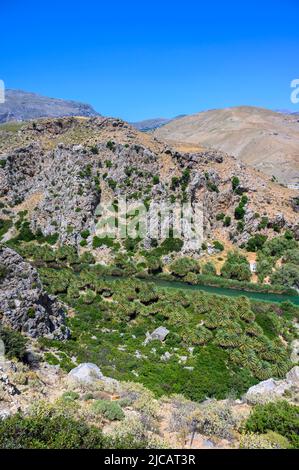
xmin=1 ymin=0 xmax=299 ymax=120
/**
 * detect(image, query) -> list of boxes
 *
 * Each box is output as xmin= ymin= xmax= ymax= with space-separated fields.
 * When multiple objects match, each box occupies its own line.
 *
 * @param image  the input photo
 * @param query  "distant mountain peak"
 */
xmin=0 ymin=89 xmax=99 ymax=123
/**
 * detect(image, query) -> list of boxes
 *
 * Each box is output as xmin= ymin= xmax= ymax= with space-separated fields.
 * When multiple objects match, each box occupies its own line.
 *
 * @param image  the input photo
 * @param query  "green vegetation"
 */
xmin=216 ymin=213 xmax=225 ymax=221
xmin=245 ymin=401 xmax=299 ymax=448
xmin=201 ymin=262 xmax=216 ymax=276
xmin=221 ymin=251 xmax=251 ymax=282
xmin=80 ymin=229 xmax=90 ymax=239
xmin=212 ymin=241 xmax=224 ymax=252
xmin=0 ymin=263 xmax=7 ymax=279
xmin=0 ymin=407 xmax=106 ymax=449
xmin=0 ymin=218 xmax=12 ymax=239
xmin=255 ymin=234 xmax=299 ymax=289
xmin=223 ymin=216 xmax=231 ymax=227
xmin=169 ymin=257 xmax=199 ymax=278
xmin=231 ymin=176 xmax=240 ymax=192
xmin=271 ymin=264 xmax=299 ymax=290
xmin=34 ymin=263 xmax=297 ymax=402
xmin=258 ymin=216 xmax=269 ymax=230
xmin=246 ymin=234 xmax=268 ymax=252
xmin=92 ymin=400 xmax=125 ymax=421
xmin=106 ymin=141 xmax=115 ymax=151
xmin=0 ymin=326 xmax=27 ymax=361
xmin=234 ymin=194 xmax=248 ymax=220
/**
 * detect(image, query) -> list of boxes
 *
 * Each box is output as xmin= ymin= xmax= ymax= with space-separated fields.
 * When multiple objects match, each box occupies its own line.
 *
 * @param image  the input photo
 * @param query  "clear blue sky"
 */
xmin=1 ymin=0 xmax=299 ymax=120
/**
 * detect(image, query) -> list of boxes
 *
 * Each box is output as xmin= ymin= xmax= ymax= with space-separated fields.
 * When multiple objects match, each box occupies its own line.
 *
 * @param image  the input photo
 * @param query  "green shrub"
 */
xmin=169 ymin=257 xmax=199 ymax=278
xmin=92 ymin=400 xmax=125 ymax=421
xmin=90 ymin=145 xmax=99 ymax=155
xmin=80 ymin=252 xmax=95 ymax=264
xmin=245 ymin=401 xmax=299 ymax=448
xmin=61 ymin=391 xmax=80 ymax=401
xmin=221 ymin=251 xmax=251 ymax=282
xmin=232 ymin=176 xmax=240 ymax=192
xmin=258 ymin=216 xmax=269 ymax=230
xmin=0 ymin=263 xmax=7 ymax=279
xmin=237 ymin=221 xmax=244 ymax=232
xmin=80 ymin=229 xmax=90 ymax=239
xmin=201 ymin=262 xmax=216 ymax=276
xmin=234 ymin=205 xmax=245 ymax=220
xmin=107 ymin=178 xmax=117 ymax=190
xmin=246 ymin=234 xmax=268 ymax=252
xmin=223 ymin=216 xmax=231 ymax=227
xmin=93 ymin=235 xmax=115 ymax=249
xmin=213 ymin=241 xmax=224 ymax=251
xmin=106 ymin=141 xmax=115 ymax=151
xmin=270 ymin=263 xmax=299 ymax=289
xmin=27 ymin=307 xmax=36 ymax=319
xmin=0 ymin=218 xmax=12 ymax=239
xmin=0 ymin=327 xmax=27 ymax=361
xmin=0 ymin=407 xmax=106 ymax=449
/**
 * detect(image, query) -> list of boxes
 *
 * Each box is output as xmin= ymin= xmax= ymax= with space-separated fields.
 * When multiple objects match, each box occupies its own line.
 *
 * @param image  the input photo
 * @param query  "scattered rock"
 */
xmin=160 ymin=351 xmax=172 ymax=361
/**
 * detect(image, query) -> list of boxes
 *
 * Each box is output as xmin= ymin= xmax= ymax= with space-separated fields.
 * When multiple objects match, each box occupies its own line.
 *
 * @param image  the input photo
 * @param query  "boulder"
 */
xmin=244 ymin=378 xmax=290 ymax=404
xmin=245 ymin=367 xmax=299 ymax=404
xmin=150 ymin=326 xmax=169 ymax=341
xmin=68 ymin=363 xmax=103 ymax=384
xmin=143 ymin=326 xmax=169 ymax=345
xmin=286 ymin=366 xmax=299 ymax=385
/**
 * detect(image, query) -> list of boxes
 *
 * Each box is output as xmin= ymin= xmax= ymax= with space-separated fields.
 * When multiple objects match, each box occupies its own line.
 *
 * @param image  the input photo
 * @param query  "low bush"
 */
xmin=221 ymin=251 xmax=251 ymax=282
xmin=92 ymin=400 xmax=125 ymax=421
xmin=0 ymin=327 xmax=27 ymax=361
xmin=169 ymin=257 xmax=199 ymax=278
xmin=0 ymin=406 xmax=106 ymax=449
xmin=245 ymin=401 xmax=299 ymax=448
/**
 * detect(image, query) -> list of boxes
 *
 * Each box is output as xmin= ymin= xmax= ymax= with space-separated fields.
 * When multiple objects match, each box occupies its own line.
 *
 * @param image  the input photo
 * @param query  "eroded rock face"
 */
xmin=0 ymin=246 xmax=69 ymax=339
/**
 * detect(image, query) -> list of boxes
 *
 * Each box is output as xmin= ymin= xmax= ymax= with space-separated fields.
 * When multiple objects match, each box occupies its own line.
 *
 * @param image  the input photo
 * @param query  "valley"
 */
xmin=0 ymin=115 xmax=298 ymax=449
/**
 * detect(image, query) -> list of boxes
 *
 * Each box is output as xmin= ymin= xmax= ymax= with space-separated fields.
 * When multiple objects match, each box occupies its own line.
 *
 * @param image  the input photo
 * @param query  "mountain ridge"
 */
xmin=0 ymin=89 xmax=99 ymax=123
xmin=154 ymin=105 xmax=299 ymax=185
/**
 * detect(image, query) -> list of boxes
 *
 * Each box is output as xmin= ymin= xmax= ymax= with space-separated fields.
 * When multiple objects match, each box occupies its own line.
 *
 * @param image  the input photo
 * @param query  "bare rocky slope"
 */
xmin=0 ymin=89 xmax=99 ymax=124
xmin=154 ymin=106 xmax=299 ymax=185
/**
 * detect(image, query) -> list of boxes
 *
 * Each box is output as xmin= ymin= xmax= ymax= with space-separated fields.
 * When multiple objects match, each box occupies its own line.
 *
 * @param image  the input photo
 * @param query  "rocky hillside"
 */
xmin=154 ymin=106 xmax=299 ymax=185
xmin=0 ymin=246 xmax=69 ymax=339
xmin=130 ymin=117 xmax=171 ymax=131
xmin=0 ymin=89 xmax=99 ymax=124
xmin=0 ymin=115 xmax=298 ymax=450
xmin=0 ymin=116 xmax=298 ymax=254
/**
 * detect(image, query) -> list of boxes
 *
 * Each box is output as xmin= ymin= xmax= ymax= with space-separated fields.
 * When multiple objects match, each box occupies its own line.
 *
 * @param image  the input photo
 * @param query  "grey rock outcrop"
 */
xmin=68 ymin=363 xmax=104 ymax=384
xmin=67 ymin=362 xmax=120 ymax=389
xmin=143 ymin=326 xmax=169 ymax=345
xmin=0 ymin=246 xmax=69 ymax=339
xmin=244 ymin=366 xmax=299 ymax=404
